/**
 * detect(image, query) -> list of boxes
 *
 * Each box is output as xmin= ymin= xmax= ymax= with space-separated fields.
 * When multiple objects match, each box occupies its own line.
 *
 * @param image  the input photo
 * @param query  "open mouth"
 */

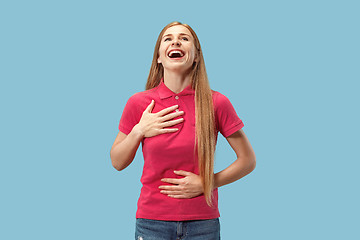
xmin=168 ymin=50 xmax=185 ymax=59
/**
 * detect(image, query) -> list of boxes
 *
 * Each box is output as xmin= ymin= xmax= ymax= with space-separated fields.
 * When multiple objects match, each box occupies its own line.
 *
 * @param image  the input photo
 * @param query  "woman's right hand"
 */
xmin=133 ymin=100 xmax=184 ymax=138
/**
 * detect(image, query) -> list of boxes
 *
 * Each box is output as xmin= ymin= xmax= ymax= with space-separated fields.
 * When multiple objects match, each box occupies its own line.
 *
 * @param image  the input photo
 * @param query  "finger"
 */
xmin=145 ymin=100 xmax=155 ymax=113
xmin=160 ymin=118 xmax=184 ymax=128
xmin=158 ymin=128 xmax=179 ymax=134
xmin=167 ymin=195 xmax=187 ymax=199
xmin=158 ymin=185 xmax=181 ymax=190
xmin=161 ymin=178 xmax=182 ymax=185
xmin=160 ymin=190 xmax=183 ymax=195
xmin=156 ymin=105 xmax=179 ymax=116
xmin=160 ymin=111 xmax=184 ymax=122
xmin=173 ymin=170 xmax=192 ymax=176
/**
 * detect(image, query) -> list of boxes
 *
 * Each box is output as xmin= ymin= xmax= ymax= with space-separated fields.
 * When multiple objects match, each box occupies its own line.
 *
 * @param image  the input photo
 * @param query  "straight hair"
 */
xmin=146 ymin=21 xmax=216 ymax=206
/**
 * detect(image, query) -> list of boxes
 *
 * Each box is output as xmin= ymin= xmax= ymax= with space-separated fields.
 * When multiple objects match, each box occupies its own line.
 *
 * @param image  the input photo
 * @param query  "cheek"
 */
xmin=158 ymin=45 xmax=168 ymax=58
xmin=188 ymin=49 xmax=196 ymax=61
xmin=186 ymin=45 xmax=196 ymax=58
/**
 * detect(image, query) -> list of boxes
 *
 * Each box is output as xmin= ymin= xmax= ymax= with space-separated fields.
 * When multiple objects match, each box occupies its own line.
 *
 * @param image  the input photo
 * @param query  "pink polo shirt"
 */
xmin=118 ymin=80 xmax=244 ymax=221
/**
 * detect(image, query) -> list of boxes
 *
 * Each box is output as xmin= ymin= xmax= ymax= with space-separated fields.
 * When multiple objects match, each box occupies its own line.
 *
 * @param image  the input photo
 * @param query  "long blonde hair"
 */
xmin=146 ymin=21 xmax=216 ymax=206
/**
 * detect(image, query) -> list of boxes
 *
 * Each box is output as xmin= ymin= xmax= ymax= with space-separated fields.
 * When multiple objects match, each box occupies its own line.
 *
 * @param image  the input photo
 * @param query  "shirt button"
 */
xmin=175 ymin=96 xmax=179 ymax=100
xmin=175 ymin=109 xmax=179 ymax=112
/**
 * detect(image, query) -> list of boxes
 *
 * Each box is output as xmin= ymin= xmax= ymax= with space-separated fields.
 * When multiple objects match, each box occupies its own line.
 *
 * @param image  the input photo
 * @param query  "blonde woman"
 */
xmin=110 ymin=21 xmax=256 ymax=239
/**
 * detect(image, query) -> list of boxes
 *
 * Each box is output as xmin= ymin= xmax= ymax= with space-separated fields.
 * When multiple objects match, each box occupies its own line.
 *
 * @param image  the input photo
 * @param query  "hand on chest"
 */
xmin=141 ymin=95 xmax=196 ymax=154
xmin=152 ymin=95 xmax=195 ymax=130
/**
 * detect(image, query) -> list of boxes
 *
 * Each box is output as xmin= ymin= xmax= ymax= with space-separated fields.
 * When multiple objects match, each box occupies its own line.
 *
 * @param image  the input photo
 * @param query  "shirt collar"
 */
xmin=157 ymin=78 xmax=195 ymax=99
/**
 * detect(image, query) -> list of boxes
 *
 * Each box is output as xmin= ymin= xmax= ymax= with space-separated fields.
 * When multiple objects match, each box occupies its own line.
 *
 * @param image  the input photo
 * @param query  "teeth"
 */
xmin=168 ymin=50 xmax=184 ymax=57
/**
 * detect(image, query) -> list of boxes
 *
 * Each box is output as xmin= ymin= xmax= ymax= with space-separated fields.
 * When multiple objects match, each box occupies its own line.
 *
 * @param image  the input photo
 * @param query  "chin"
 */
xmin=164 ymin=63 xmax=192 ymax=73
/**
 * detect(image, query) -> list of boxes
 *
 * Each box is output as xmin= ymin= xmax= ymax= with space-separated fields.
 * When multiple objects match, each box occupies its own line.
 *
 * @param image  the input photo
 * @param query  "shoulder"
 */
xmin=129 ymin=87 xmax=158 ymax=100
xmin=124 ymin=86 xmax=160 ymax=113
xmin=211 ymin=90 xmax=232 ymax=108
xmin=211 ymin=89 xmax=244 ymax=136
xmin=126 ymin=87 xmax=159 ymax=104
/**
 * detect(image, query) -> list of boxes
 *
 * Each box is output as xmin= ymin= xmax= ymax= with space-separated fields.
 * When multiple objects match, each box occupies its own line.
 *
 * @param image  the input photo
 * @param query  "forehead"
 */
xmin=162 ymin=25 xmax=193 ymax=38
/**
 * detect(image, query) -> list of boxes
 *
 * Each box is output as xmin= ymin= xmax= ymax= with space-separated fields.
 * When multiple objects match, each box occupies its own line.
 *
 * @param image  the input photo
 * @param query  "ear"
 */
xmin=157 ymin=57 xmax=162 ymax=64
xmin=194 ymin=54 xmax=199 ymax=63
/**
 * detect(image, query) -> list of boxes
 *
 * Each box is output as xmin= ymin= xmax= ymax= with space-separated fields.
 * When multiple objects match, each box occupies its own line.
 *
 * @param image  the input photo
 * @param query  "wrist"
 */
xmin=131 ymin=124 xmax=145 ymax=139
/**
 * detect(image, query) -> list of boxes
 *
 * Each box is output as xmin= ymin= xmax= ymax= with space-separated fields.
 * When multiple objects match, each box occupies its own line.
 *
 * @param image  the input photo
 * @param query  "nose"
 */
xmin=172 ymin=40 xmax=181 ymax=46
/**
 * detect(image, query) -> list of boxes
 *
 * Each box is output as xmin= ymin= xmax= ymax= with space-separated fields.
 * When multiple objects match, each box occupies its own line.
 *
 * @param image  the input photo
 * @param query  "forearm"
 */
xmin=110 ymin=125 xmax=144 ymax=171
xmin=214 ymin=156 xmax=256 ymax=189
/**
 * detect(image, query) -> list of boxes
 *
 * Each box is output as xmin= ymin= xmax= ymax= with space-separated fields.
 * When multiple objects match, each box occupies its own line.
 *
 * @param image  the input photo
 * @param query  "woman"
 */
xmin=110 ymin=21 xmax=256 ymax=239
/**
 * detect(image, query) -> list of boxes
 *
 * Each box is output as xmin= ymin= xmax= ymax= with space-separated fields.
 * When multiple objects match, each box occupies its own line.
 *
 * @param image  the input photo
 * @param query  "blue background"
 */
xmin=1 ymin=0 xmax=359 ymax=239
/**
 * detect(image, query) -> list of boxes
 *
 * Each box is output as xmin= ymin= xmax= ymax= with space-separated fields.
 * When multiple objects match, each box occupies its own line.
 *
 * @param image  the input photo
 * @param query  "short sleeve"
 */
xmin=118 ymin=94 xmax=142 ymax=135
xmin=214 ymin=92 xmax=244 ymax=138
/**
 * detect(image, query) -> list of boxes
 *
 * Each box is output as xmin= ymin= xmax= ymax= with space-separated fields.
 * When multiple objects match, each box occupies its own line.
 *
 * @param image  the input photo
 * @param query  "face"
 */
xmin=157 ymin=25 xmax=198 ymax=74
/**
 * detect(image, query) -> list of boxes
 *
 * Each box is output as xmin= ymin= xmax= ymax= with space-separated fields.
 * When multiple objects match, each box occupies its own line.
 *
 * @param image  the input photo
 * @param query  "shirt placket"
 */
xmin=174 ymin=95 xmax=180 ymax=112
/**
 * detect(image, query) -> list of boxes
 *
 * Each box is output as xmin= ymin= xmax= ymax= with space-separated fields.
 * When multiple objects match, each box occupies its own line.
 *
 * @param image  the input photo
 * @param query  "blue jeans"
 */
xmin=135 ymin=218 xmax=220 ymax=240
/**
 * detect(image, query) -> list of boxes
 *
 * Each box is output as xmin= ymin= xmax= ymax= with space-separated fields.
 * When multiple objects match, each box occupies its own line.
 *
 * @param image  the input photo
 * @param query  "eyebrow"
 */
xmin=162 ymin=33 xmax=191 ymax=39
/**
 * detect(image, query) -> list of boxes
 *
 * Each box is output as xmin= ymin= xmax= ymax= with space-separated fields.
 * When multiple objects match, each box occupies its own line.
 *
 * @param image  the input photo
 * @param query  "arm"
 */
xmin=110 ymin=100 xmax=184 ymax=171
xmin=214 ymin=129 xmax=256 ymax=188
xmin=110 ymin=127 xmax=143 ymax=171
xmin=159 ymin=129 xmax=256 ymax=198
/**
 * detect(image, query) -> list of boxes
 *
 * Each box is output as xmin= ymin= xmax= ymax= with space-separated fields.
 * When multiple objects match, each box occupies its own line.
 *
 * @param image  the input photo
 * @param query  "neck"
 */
xmin=163 ymin=70 xmax=192 ymax=94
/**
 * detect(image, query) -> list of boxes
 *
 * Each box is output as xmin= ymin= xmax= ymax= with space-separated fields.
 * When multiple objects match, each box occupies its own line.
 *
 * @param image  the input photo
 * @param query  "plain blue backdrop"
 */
xmin=1 ymin=0 xmax=359 ymax=239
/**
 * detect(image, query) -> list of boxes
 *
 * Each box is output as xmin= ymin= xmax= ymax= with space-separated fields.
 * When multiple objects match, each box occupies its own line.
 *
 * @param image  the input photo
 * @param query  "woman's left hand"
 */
xmin=159 ymin=170 xmax=203 ymax=199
